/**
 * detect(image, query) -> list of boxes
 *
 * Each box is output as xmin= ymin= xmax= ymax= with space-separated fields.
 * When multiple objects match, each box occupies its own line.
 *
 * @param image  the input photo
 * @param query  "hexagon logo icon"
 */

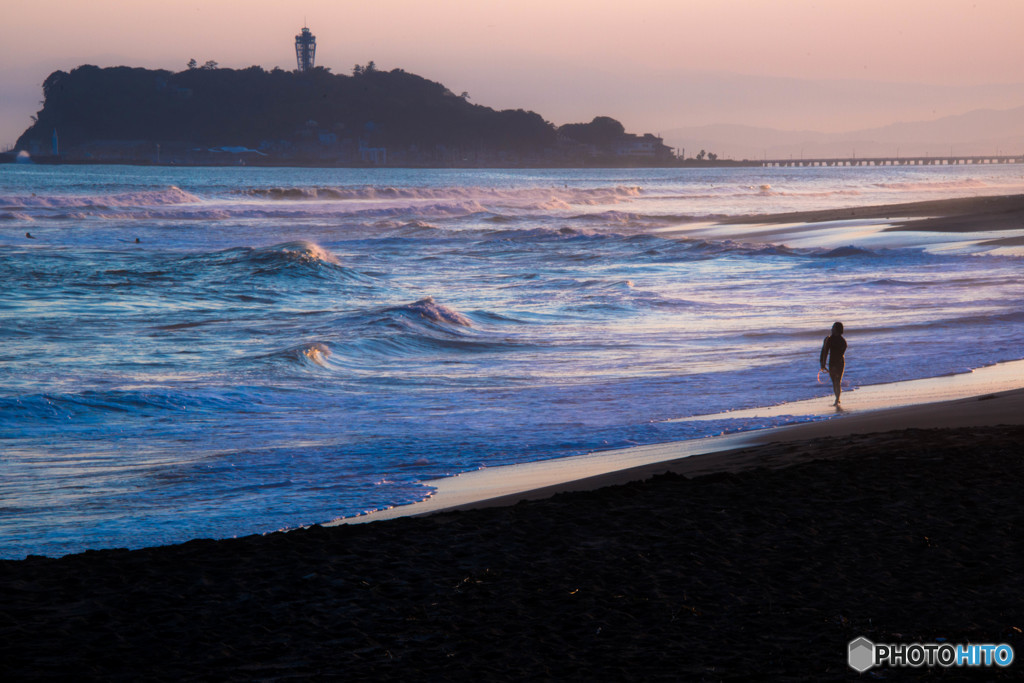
xmin=848 ymin=637 xmax=875 ymax=672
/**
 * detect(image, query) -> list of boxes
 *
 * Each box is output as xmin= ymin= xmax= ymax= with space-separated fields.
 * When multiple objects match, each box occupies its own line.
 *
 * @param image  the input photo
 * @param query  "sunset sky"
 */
xmin=3 ymin=0 xmax=1024 ymax=148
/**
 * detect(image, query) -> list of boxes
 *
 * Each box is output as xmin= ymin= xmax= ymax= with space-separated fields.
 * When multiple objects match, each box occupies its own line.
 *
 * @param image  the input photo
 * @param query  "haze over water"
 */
xmin=3 ymin=163 xmax=1024 ymax=558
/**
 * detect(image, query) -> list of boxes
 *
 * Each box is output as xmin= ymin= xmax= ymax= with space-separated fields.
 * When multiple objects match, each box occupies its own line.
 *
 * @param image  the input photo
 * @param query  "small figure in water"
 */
xmin=26 ymin=232 xmax=35 ymax=239
xmin=820 ymin=321 xmax=847 ymax=406
xmin=135 ymin=237 xmax=141 ymax=243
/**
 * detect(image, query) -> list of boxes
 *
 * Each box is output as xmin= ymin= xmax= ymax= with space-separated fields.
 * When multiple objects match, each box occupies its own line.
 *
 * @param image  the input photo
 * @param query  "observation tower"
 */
xmin=295 ymin=26 xmax=316 ymax=72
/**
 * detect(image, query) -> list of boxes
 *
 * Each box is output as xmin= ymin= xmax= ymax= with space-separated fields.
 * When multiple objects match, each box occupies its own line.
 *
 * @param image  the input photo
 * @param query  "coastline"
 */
xmin=332 ymin=359 xmax=1024 ymax=524
xmin=721 ymin=192 xmax=1024 ymax=232
xmin=0 ymin=154 xmax=746 ymax=169
xmin=3 ymin=192 xmax=1024 ymax=679
xmin=3 ymin=390 xmax=1021 ymax=679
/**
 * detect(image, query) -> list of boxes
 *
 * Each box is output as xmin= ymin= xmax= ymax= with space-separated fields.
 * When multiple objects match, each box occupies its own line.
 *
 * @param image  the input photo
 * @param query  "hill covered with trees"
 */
xmin=14 ymin=64 xmax=675 ymax=167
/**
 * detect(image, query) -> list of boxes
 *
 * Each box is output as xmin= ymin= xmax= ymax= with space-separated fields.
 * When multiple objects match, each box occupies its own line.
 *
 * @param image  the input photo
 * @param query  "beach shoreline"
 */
xmin=3 ymin=190 xmax=1024 ymax=679
xmin=333 ymin=360 xmax=1024 ymax=525
xmin=3 ymin=399 xmax=1021 ymax=679
xmin=721 ymin=192 xmax=1024 ymax=232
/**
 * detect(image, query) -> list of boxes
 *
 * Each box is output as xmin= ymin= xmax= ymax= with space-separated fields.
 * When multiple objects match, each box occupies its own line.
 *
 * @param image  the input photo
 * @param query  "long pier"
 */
xmin=760 ymin=155 xmax=1021 ymax=168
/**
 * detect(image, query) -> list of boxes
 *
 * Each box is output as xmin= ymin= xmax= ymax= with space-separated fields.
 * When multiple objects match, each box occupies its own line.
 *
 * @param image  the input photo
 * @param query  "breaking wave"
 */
xmin=258 ymin=342 xmax=333 ymax=370
xmin=182 ymin=241 xmax=372 ymax=281
xmin=0 ymin=186 xmax=200 ymax=209
xmin=249 ymin=241 xmax=341 ymax=266
xmin=386 ymin=297 xmax=473 ymax=327
xmin=237 ymin=184 xmax=643 ymax=208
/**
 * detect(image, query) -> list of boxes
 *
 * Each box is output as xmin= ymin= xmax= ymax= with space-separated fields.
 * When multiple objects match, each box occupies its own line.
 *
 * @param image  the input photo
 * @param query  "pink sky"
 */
xmin=3 ymin=0 xmax=1024 ymax=147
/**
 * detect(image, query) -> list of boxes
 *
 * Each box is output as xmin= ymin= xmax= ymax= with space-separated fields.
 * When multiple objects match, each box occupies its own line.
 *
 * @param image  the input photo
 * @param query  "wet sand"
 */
xmin=722 ymin=193 xmax=1024 ymax=232
xmin=338 ymin=365 xmax=1024 ymax=522
xmin=655 ymin=192 xmax=1024 ymax=255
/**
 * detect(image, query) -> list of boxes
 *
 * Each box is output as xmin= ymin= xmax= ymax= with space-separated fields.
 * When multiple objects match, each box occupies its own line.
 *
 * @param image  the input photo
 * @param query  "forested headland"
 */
xmin=13 ymin=64 xmax=678 ymax=167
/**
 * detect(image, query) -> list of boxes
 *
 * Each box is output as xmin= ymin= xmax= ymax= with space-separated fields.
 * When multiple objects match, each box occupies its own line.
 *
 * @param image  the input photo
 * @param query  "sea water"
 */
xmin=2 ymin=164 xmax=1023 ymax=558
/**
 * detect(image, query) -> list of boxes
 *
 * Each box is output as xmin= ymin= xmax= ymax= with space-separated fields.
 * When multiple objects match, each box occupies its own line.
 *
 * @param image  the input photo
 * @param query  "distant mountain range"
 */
xmin=663 ymin=105 xmax=1024 ymax=161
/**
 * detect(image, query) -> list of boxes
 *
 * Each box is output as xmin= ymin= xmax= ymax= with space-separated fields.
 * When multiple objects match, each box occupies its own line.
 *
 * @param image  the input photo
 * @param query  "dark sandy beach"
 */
xmin=2 ymin=422 xmax=1022 ymax=681
xmin=723 ymin=193 xmax=1024 ymax=233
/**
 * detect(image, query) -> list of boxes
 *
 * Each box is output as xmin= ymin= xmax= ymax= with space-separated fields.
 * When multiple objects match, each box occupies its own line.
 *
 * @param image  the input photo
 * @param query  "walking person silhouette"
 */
xmin=820 ymin=322 xmax=847 ymax=406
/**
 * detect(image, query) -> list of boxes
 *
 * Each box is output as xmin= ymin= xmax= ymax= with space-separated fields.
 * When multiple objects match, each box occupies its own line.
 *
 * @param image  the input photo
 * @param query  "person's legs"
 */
xmin=829 ymin=364 xmax=844 ymax=404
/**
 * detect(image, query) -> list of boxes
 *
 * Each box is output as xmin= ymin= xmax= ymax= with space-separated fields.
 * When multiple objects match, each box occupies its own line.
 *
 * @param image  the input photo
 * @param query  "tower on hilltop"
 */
xmin=295 ymin=26 xmax=316 ymax=72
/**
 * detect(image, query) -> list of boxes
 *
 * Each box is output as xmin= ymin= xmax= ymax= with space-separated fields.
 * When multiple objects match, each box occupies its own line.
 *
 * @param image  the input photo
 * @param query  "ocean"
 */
xmin=2 ymin=163 xmax=1024 ymax=559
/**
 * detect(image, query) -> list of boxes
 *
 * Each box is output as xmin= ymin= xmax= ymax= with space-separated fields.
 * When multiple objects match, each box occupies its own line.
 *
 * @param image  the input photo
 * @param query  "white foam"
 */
xmin=1 ymin=186 xmax=201 ymax=209
xmin=678 ymin=358 xmax=1024 ymax=422
xmin=333 ymin=359 xmax=1024 ymax=526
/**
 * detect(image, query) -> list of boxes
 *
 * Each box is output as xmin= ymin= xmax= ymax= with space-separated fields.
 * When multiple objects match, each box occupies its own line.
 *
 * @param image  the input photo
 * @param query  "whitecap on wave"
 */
xmin=0 ymin=186 xmax=201 ymax=209
xmin=389 ymin=296 xmax=473 ymax=327
xmin=250 ymin=241 xmax=341 ymax=266
xmin=258 ymin=342 xmax=333 ymax=370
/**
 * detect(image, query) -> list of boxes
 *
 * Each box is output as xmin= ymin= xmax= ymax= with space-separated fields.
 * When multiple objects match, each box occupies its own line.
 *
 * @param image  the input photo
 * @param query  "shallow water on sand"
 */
xmin=2 ymin=163 xmax=1024 ymax=558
